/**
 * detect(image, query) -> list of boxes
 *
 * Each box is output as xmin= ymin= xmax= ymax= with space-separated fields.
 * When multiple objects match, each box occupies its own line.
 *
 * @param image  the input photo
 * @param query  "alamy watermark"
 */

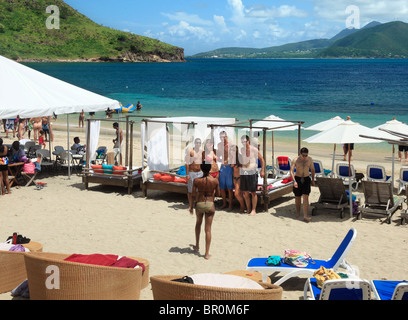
xmin=45 ymin=5 xmax=60 ymax=30
xmin=345 ymin=5 xmax=361 ymax=30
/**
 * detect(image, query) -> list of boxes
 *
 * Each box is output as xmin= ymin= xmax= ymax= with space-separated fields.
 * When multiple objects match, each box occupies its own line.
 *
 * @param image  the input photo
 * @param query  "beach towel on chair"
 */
xmin=277 ymin=156 xmax=290 ymax=170
xmin=283 ymin=249 xmax=315 ymax=268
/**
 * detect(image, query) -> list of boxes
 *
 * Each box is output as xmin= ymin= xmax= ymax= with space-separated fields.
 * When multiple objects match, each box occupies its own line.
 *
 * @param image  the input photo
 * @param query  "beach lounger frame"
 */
xmin=311 ymin=177 xmax=349 ymax=218
xmin=304 ymin=278 xmax=372 ymax=300
xmin=246 ymin=228 xmax=357 ymax=286
xmin=397 ymin=166 xmax=408 ymax=194
xmin=335 ymin=162 xmax=359 ymax=191
xmin=358 ymin=180 xmax=404 ymax=224
xmin=370 ymin=280 xmax=408 ymax=300
xmin=366 ymin=164 xmax=391 ymax=182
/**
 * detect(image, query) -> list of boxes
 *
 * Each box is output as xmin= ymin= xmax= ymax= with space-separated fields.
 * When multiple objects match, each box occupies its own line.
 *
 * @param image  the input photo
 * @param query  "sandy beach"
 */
xmin=1 ymin=117 xmax=407 ymax=300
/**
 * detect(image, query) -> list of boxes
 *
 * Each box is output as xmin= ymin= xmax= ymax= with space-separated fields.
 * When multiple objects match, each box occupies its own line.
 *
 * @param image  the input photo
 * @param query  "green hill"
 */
xmin=0 ymin=0 xmax=184 ymax=62
xmin=189 ymin=21 xmax=408 ymax=59
xmin=318 ymin=21 xmax=408 ymax=58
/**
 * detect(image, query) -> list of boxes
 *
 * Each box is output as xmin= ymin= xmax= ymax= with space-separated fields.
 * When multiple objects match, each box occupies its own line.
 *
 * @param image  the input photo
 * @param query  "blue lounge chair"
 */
xmin=366 ymin=165 xmax=391 ymax=182
xmin=371 ymin=280 xmax=408 ymax=300
xmin=246 ymin=228 xmax=357 ymax=285
xmin=336 ymin=162 xmax=359 ymax=191
xmin=304 ymin=278 xmax=372 ymax=300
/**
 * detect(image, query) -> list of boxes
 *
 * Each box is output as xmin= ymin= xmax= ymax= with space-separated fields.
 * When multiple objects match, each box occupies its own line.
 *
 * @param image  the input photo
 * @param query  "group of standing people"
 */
xmin=186 ymin=131 xmax=265 ymax=259
xmin=1 ymin=116 xmax=53 ymax=144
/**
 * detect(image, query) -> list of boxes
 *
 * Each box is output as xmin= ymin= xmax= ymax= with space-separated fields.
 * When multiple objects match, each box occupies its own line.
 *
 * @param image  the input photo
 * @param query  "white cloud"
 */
xmin=214 ymin=15 xmax=229 ymax=32
xmin=313 ymin=0 xmax=408 ymax=26
xmin=246 ymin=4 xmax=308 ymax=19
xmin=161 ymin=11 xmax=213 ymax=26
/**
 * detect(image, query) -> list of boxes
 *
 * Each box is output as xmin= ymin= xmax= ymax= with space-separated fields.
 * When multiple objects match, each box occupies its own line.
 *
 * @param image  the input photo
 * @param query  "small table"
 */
xmin=224 ymin=270 xmax=272 ymax=284
xmin=8 ymin=162 xmax=24 ymax=187
xmin=22 ymin=241 xmax=43 ymax=252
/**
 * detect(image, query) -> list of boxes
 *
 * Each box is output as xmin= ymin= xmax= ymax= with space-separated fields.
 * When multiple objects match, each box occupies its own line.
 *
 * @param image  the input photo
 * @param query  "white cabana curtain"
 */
xmin=141 ymin=122 xmax=169 ymax=172
xmin=86 ymin=120 xmax=101 ymax=162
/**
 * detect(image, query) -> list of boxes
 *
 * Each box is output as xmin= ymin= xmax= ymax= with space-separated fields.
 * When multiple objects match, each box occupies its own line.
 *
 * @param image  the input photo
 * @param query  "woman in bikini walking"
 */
xmin=192 ymin=163 xmax=220 ymax=259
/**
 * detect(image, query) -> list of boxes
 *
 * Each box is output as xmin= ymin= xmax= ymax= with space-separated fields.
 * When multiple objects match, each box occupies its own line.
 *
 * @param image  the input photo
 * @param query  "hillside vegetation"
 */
xmin=0 ymin=0 xmax=184 ymax=62
xmin=190 ymin=21 xmax=408 ymax=59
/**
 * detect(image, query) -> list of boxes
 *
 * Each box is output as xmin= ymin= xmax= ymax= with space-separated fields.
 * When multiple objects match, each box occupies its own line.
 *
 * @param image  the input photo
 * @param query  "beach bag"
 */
xmin=23 ymin=162 xmax=35 ymax=174
xmin=283 ymin=249 xmax=315 ymax=268
xmin=313 ymin=266 xmax=341 ymax=288
xmin=0 ymin=156 xmax=8 ymax=166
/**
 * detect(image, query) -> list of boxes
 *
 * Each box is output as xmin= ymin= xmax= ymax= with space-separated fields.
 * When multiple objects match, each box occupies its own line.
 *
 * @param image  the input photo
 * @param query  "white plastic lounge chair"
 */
xmin=336 ymin=162 xmax=359 ymax=191
xmin=370 ymin=280 xmax=408 ymax=300
xmin=359 ymin=180 xmax=404 ymax=224
xmin=304 ymin=278 xmax=372 ymax=300
xmin=246 ymin=228 xmax=357 ymax=285
xmin=311 ymin=177 xmax=349 ymax=218
xmin=275 ymin=156 xmax=291 ymax=178
xmin=397 ymin=166 xmax=408 ymax=194
xmin=366 ymin=165 xmax=391 ymax=182
xmin=312 ymin=160 xmax=325 ymax=179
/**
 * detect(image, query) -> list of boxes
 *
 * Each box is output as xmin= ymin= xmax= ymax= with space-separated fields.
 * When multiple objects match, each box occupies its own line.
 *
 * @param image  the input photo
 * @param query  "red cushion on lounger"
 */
xmin=160 ymin=174 xmax=174 ymax=182
xmin=91 ymin=164 xmax=103 ymax=173
xmin=113 ymin=166 xmax=127 ymax=175
xmin=153 ymin=173 xmax=162 ymax=180
xmin=174 ymin=177 xmax=187 ymax=184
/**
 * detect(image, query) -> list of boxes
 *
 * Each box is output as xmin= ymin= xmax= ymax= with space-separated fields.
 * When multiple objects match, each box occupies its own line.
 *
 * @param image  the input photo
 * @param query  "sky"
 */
xmin=64 ymin=0 xmax=408 ymax=55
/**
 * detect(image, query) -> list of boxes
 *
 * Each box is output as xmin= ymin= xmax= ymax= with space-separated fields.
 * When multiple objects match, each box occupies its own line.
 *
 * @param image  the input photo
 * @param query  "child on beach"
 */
xmin=192 ymin=163 xmax=219 ymax=260
xmin=39 ymin=130 xmax=46 ymax=149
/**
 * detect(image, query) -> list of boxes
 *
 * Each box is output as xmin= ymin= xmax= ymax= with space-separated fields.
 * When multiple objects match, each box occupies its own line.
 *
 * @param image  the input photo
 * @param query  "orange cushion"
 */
xmin=160 ymin=174 xmax=174 ymax=182
xmin=113 ymin=166 xmax=127 ymax=175
xmin=91 ymin=165 xmax=103 ymax=174
xmin=153 ymin=173 xmax=162 ymax=180
xmin=174 ymin=177 xmax=187 ymax=184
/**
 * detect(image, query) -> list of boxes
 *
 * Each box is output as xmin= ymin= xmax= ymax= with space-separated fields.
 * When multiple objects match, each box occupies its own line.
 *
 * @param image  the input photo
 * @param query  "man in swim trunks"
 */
xmin=290 ymin=147 xmax=315 ymax=222
xmin=186 ymin=138 xmax=203 ymax=213
xmin=240 ymin=135 xmax=265 ymax=216
xmin=192 ymin=163 xmax=219 ymax=259
xmin=113 ymin=122 xmax=123 ymax=165
xmin=217 ymin=131 xmax=234 ymax=209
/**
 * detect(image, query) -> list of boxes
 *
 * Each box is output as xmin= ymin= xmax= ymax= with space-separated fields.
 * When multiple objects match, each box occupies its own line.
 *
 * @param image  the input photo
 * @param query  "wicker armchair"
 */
xmin=150 ymin=275 xmax=283 ymax=300
xmin=24 ymin=252 xmax=145 ymax=300
xmin=0 ymin=251 xmax=27 ymax=294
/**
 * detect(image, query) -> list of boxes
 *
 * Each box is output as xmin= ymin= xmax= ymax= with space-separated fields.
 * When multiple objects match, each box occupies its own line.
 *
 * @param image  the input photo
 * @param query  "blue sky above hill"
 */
xmin=65 ymin=0 xmax=408 ymax=55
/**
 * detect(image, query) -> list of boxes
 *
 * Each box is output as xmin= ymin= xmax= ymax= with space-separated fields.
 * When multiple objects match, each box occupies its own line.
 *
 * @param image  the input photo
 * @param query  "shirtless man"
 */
xmin=192 ymin=163 xmax=219 ymax=259
xmin=290 ymin=147 xmax=315 ymax=222
xmin=240 ymin=135 xmax=265 ymax=216
xmin=186 ymin=138 xmax=203 ymax=213
xmin=30 ymin=117 xmax=42 ymax=143
xmin=217 ymin=131 xmax=234 ymax=209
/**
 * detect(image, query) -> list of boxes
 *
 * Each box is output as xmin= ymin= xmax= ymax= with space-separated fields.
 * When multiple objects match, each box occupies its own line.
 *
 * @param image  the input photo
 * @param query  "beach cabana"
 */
xmin=209 ymin=117 xmax=303 ymax=212
xmin=140 ymin=116 xmax=236 ymax=198
xmin=81 ymin=118 xmax=143 ymax=194
xmin=0 ymin=54 xmax=121 ymax=178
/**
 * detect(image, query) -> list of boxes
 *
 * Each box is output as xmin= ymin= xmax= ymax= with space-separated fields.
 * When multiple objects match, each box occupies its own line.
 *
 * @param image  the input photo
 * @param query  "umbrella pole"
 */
xmin=67 ymin=114 xmax=71 ymax=179
xmin=348 ymin=143 xmax=352 ymax=218
xmin=392 ymin=144 xmax=395 ymax=195
xmin=331 ymin=144 xmax=336 ymax=176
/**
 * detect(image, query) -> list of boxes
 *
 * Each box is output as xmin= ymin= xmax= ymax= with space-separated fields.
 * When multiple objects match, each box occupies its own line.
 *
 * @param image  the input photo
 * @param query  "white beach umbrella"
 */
xmin=372 ymin=118 xmax=408 ymax=192
xmin=373 ymin=118 xmax=408 ymax=136
xmin=304 ymin=116 xmax=345 ymax=173
xmin=304 ymin=116 xmax=345 ymax=132
xmin=305 ymin=119 xmax=392 ymax=218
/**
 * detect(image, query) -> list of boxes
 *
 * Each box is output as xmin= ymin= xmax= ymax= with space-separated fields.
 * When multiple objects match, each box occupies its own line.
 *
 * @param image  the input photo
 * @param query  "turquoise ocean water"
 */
xmin=25 ymin=59 xmax=408 ymax=154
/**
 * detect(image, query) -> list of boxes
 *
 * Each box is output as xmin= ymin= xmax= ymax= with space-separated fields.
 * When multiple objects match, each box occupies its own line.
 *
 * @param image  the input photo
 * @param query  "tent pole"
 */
xmin=348 ymin=143 xmax=352 ymax=218
xmin=67 ymin=114 xmax=71 ymax=179
xmin=263 ymin=128 xmax=268 ymax=212
xmin=392 ymin=144 xmax=395 ymax=195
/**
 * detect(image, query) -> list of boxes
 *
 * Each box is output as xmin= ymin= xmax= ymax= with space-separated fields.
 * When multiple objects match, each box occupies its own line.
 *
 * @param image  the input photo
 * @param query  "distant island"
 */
xmin=0 ymin=0 xmax=185 ymax=62
xmin=189 ymin=21 xmax=408 ymax=59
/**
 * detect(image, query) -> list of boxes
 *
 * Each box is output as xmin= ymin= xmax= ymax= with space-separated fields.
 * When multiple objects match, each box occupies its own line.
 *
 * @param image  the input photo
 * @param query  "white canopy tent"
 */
xmin=0 ymin=55 xmax=120 ymax=118
xmin=0 ymin=55 xmax=121 ymax=178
